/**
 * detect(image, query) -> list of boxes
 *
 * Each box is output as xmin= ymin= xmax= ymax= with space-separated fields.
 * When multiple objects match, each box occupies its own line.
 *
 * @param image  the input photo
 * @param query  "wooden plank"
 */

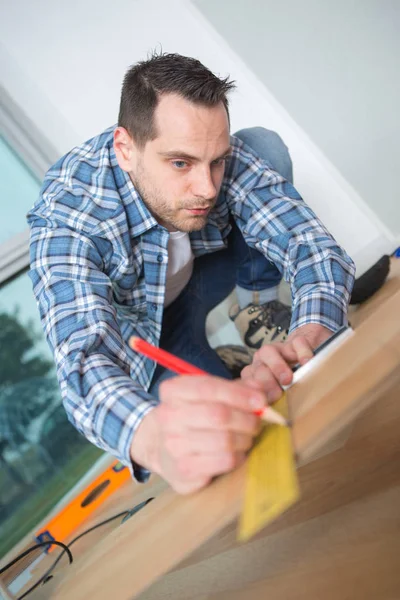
xmin=159 ymin=485 xmax=400 ymax=600
xmin=169 ymin=379 xmax=400 ymax=577
xmin=30 ymin=288 xmax=400 ymax=600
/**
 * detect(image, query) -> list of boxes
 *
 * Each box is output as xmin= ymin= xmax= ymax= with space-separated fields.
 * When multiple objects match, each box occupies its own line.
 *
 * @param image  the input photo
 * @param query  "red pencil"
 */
xmin=129 ymin=336 xmax=289 ymax=427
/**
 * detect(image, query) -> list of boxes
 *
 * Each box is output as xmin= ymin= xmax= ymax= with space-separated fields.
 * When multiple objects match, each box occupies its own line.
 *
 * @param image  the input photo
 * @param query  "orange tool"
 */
xmin=35 ymin=460 xmax=131 ymax=552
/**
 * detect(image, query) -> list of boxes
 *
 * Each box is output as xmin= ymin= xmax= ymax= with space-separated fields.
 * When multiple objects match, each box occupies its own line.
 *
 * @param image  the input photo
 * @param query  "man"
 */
xmin=27 ymin=52 xmax=355 ymax=495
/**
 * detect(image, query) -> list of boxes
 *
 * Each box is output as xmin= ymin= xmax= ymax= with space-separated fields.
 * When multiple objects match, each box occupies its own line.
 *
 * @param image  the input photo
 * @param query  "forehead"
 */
xmin=151 ymin=93 xmax=230 ymax=152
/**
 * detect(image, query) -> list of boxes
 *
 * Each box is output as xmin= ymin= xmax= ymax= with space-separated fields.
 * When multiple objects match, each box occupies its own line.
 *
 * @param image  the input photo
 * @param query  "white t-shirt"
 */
xmin=164 ymin=231 xmax=194 ymax=307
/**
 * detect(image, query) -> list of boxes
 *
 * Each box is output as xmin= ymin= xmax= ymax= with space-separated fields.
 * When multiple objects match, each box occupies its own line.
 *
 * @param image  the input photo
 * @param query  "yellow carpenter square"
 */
xmin=238 ymin=392 xmax=299 ymax=542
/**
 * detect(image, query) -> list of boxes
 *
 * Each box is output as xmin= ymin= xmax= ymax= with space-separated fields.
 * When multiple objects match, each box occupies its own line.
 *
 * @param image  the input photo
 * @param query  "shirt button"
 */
xmin=151 ymin=303 xmax=157 ymax=311
xmin=157 ymin=254 xmax=164 ymax=263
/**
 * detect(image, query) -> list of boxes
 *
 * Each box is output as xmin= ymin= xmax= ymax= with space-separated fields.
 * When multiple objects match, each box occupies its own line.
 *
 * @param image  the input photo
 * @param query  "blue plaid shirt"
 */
xmin=27 ymin=126 xmax=355 ymax=481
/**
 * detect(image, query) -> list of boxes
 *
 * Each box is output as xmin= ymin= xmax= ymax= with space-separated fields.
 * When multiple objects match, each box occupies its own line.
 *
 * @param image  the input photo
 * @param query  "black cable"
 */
xmin=17 ymin=497 xmax=154 ymax=599
xmin=35 ymin=511 xmax=131 ymax=583
xmin=16 ymin=514 xmax=128 ymax=600
xmin=0 ymin=541 xmax=72 ymax=576
xmin=42 ymin=498 xmax=154 ymax=577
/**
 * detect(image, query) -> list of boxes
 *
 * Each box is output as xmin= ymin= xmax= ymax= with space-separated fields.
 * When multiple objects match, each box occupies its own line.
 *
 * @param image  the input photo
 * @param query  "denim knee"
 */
xmin=233 ymin=126 xmax=293 ymax=183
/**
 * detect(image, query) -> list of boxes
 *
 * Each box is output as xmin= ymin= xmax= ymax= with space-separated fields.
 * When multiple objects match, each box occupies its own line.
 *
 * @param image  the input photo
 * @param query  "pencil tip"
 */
xmin=286 ymin=419 xmax=293 ymax=428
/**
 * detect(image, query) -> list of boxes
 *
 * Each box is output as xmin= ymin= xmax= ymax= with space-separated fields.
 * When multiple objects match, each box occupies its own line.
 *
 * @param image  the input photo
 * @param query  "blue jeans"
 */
xmin=149 ymin=127 xmax=293 ymax=397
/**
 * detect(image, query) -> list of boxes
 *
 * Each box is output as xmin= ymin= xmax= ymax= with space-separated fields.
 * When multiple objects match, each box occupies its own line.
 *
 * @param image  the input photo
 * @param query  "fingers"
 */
xmin=164 ymin=429 xmax=254 ymax=458
xmin=171 ymin=451 xmax=247 ymax=495
xmin=241 ymin=362 xmax=282 ymax=403
xmin=256 ymin=344 xmax=293 ymax=385
xmin=291 ymin=335 xmax=314 ymax=365
xmin=241 ymin=343 xmax=290 ymax=401
xmin=241 ymin=334 xmax=315 ymax=401
xmin=157 ymin=402 xmax=261 ymax=436
xmin=159 ymin=375 xmax=266 ymax=413
xmin=176 ymin=452 xmax=247 ymax=481
xmin=154 ymin=371 xmax=283 ymax=496
xmin=153 ymin=375 xmax=263 ymax=495
xmin=172 ymin=476 xmax=212 ymax=496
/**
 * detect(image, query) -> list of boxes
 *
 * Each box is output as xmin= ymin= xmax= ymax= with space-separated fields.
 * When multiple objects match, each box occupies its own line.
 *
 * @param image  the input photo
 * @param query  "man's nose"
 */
xmin=190 ymin=167 xmax=217 ymax=201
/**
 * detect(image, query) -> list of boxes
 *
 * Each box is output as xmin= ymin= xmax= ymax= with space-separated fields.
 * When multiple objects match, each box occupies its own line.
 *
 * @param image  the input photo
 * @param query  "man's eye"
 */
xmin=212 ymin=157 xmax=229 ymax=166
xmin=172 ymin=160 xmax=188 ymax=169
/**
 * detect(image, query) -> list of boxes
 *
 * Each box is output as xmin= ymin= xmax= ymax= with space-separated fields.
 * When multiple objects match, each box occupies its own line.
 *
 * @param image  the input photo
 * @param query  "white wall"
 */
xmin=194 ymin=0 xmax=400 ymax=240
xmin=0 ymin=0 xmax=395 ymax=275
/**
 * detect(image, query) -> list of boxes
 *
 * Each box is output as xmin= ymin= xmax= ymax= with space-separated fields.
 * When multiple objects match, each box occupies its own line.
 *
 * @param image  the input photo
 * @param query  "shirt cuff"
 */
xmin=130 ymin=459 xmax=151 ymax=483
xmin=119 ymin=400 xmax=158 ymax=484
xmin=290 ymin=291 xmax=349 ymax=334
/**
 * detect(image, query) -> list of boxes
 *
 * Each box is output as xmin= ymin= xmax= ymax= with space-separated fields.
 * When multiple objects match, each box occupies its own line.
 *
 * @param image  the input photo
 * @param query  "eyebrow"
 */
xmin=158 ymin=146 xmax=232 ymax=162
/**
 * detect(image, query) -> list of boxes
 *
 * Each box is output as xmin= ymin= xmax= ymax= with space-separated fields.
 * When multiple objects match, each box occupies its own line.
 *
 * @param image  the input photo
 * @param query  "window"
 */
xmin=0 ymin=136 xmax=40 ymax=244
xmin=0 ymin=130 xmax=103 ymax=560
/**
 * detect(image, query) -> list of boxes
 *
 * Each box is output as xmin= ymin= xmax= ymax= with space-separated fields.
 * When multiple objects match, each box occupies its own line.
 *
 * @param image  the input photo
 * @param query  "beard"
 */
xmin=131 ymin=164 xmax=216 ymax=233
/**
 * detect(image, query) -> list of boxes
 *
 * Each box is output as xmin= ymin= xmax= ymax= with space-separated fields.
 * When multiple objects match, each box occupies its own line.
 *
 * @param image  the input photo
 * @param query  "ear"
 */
xmin=113 ymin=127 xmax=138 ymax=172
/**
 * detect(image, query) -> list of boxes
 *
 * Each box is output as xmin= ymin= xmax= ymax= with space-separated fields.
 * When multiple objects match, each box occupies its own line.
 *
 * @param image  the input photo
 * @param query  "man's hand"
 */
xmin=130 ymin=375 xmax=266 ymax=495
xmin=241 ymin=323 xmax=333 ymax=403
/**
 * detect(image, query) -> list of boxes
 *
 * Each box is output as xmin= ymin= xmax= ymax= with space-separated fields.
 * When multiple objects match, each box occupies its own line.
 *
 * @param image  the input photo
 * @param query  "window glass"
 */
xmin=0 ymin=135 xmax=41 ymax=244
xmin=0 ymin=146 xmax=103 ymax=560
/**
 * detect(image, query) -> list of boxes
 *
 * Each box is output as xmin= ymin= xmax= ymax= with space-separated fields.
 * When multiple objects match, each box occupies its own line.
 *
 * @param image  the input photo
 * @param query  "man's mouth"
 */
xmin=184 ymin=206 xmax=212 ymax=215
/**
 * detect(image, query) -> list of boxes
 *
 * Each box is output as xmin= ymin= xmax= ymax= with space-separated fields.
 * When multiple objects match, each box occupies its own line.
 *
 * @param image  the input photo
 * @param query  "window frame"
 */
xmin=0 ymin=85 xmax=58 ymax=286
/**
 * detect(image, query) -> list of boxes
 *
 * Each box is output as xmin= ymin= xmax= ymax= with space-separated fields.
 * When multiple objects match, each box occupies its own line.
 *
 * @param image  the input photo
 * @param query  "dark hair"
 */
xmin=118 ymin=51 xmax=236 ymax=148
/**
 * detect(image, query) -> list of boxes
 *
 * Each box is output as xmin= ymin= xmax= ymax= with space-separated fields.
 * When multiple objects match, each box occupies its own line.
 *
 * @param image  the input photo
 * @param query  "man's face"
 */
xmin=114 ymin=94 xmax=231 ymax=232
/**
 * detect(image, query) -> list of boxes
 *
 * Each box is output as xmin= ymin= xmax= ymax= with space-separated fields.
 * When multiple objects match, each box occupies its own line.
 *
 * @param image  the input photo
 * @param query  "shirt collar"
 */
xmin=109 ymin=135 xmax=159 ymax=238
